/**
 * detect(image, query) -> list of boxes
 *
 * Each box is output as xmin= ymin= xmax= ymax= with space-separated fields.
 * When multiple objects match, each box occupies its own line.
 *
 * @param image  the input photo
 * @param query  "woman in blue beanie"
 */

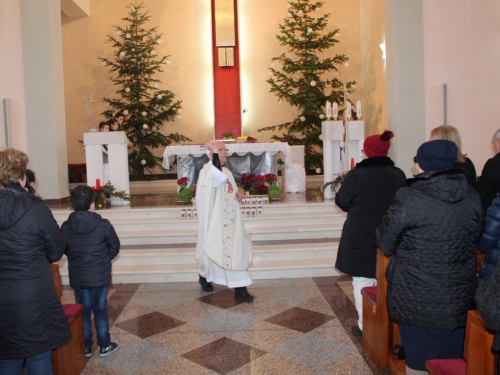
xmin=376 ymin=140 xmax=482 ymax=375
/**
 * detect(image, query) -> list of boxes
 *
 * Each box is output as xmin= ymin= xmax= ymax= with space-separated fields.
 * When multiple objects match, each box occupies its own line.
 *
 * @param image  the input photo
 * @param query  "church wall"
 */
xmin=359 ymin=0 xmax=386 ymax=136
xmin=62 ymin=0 xmax=363 ymax=166
xmin=0 ymin=2 xmax=28 ymax=151
xmin=423 ymin=0 xmax=500 ymax=173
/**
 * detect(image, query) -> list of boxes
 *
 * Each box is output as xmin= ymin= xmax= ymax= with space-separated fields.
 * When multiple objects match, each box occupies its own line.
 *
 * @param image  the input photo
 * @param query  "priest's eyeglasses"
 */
xmin=217 ymin=147 xmax=229 ymax=153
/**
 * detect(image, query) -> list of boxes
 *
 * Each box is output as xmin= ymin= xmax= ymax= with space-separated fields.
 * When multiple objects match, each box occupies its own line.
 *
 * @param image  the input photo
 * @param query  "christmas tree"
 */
xmin=100 ymin=2 xmax=190 ymax=180
xmin=259 ymin=0 xmax=356 ymax=172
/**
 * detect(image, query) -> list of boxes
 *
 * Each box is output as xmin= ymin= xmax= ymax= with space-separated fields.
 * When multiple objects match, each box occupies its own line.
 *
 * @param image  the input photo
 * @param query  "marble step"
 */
xmin=114 ymin=222 xmax=344 ymax=245
xmin=56 ymin=240 xmax=339 ymax=284
xmin=58 ymin=257 xmax=339 ymax=284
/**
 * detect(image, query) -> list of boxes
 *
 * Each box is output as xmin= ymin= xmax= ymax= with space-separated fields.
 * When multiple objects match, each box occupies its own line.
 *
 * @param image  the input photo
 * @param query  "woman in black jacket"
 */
xmin=430 ymin=125 xmax=477 ymax=188
xmin=335 ymin=130 xmax=406 ymax=337
xmin=0 ymin=148 xmax=70 ymax=374
xmin=376 ymin=140 xmax=482 ymax=375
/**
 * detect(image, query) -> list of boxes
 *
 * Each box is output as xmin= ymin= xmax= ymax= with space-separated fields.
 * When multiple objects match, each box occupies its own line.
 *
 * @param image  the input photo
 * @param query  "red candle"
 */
xmin=96 ymin=179 xmax=101 ymax=189
xmin=350 ymin=158 xmax=355 ymax=170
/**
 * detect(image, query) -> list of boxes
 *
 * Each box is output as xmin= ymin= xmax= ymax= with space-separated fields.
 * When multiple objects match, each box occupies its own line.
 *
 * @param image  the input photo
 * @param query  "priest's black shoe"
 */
xmin=351 ymin=325 xmax=362 ymax=337
xmin=234 ymin=287 xmax=254 ymax=303
xmin=199 ymin=275 xmax=213 ymax=292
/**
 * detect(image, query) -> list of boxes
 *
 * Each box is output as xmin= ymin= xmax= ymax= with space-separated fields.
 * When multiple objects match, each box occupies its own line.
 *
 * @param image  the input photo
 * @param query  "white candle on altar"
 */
xmin=333 ymin=102 xmax=338 ymax=118
xmin=326 ymin=101 xmax=332 ymax=118
xmin=346 ymin=102 xmax=352 ymax=119
xmin=356 ymin=101 xmax=362 ymax=118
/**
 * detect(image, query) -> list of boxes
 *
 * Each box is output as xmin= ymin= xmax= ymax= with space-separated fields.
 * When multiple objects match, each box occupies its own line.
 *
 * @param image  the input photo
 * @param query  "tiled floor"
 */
xmin=61 ymin=276 xmax=389 ymax=375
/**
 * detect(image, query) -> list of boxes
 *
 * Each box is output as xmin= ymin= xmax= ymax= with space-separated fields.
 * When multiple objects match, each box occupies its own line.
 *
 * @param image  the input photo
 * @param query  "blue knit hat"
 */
xmin=416 ymin=140 xmax=458 ymax=172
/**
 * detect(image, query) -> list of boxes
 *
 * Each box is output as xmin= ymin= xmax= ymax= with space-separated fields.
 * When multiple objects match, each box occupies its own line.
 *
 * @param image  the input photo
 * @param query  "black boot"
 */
xmin=234 ymin=287 xmax=254 ymax=303
xmin=199 ymin=275 xmax=213 ymax=292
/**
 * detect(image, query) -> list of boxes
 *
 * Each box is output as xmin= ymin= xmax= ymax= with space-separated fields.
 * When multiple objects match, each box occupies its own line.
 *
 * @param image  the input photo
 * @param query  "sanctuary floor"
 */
xmin=60 ymin=276 xmax=389 ymax=375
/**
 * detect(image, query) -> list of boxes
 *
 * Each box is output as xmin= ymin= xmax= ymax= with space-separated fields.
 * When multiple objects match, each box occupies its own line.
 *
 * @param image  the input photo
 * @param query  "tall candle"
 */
xmin=356 ymin=101 xmax=362 ymax=118
xmin=96 ymin=179 xmax=101 ymax=189
xmin=333 ymin=102 xmax=338 ymax=118
xmin=351 ymin=158 xmax=355 ymax=170
xmin=326 ymin=101 xmax=332 ymax=118
xmin=346 ymin=102 xmax=352 ymax=119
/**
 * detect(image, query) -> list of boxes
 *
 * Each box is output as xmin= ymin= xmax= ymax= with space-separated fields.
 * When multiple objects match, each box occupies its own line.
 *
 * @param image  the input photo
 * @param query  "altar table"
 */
xmin=162 ymin=142 xmax=292 ymax=187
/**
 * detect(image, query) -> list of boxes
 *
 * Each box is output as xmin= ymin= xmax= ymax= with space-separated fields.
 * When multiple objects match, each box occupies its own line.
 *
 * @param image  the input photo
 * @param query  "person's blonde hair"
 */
xmin=429 ymin=125 xmax=466 ymax=163
xmin=0 ymin=148 xmax=29 ymax=189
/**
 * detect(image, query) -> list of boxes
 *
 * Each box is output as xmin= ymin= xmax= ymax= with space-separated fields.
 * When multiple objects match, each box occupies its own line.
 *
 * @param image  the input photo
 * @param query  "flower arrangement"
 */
xmin=177 ymin=177 xmax=193 ymax=203
xmin=316 ymin=171 xmax=349 ymax=194
xmin=91 ymin=180 xmax=131 ymax=209
xmin=240 ymin=173 xmax=280 ymax=198
xmin=177 ymin=177 xmax=189 ymax=190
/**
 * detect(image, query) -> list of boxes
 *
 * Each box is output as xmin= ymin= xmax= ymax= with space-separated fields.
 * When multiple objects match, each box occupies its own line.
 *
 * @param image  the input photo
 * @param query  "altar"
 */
xmin=162 ymin=142 xmax=292 ymax=187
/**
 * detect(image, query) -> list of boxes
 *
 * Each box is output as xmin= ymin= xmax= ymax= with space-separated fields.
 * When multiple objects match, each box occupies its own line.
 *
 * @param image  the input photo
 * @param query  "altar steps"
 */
xmin=51 ymin=200 xmax=346 ymax=284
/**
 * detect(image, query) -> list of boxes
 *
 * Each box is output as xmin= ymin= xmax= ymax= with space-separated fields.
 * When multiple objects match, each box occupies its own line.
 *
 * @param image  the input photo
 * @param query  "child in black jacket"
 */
xmin=61 ymin=185 xmax=120 ymax=358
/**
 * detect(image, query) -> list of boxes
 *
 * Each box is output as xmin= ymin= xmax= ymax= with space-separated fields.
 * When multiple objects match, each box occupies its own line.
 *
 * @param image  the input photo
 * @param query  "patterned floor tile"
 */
xmin=182 ymin=337 xmax=267 ymax=374
xmin=130 ymin=290 xmax=190 ymax=310
xmin=190 ymin=309 xmax=258 ymax=335
xmin=115 ymin=311 xmax=185 ymax=339
xmin=147 ymin=323 xmax=223 ymax=355
xmin=228 ymin=321 xmax=303 ymax=352
xmin=272 ymin=334 xmax=354 ymax=369
xmin=197 ymin=288 xmax=246 ymax=309
xmin=96 ymin=340 xmax=177 ymax=374
xmin=228 ymin=352 xmax=317 ymax=375
xmin=265 ymin=306 xmax=335 ymax=333
xmin=261 ymin=286 xmax=323 ymax=306
xmin=136 ymin=356 xmax=219 ymax=375
xmin=161 ymin=299 xmax=223 ymax=323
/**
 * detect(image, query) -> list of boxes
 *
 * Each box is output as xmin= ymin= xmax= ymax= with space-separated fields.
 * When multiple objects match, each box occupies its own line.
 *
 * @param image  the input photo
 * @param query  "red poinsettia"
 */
xmin=264 ymin=173 xmax=278 ymax=186
xmin=177 ymin=177 xmax=189 ymax=190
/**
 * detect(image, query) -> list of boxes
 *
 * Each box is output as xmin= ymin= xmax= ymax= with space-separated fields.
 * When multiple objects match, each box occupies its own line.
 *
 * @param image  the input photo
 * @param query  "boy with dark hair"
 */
xmin=61 ymin=185 xmax=120 ymax=358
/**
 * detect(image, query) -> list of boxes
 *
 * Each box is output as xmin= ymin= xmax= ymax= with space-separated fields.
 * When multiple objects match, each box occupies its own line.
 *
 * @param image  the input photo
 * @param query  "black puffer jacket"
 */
xmin=61 ymin=210 xmax=120 ymax=289
xmin=0 ymin=185 xmax=70 ymax=359
xmin=376 ymin=170 xmax=482 ymax=330
xmin=335 ymin=157 xmax=406 ymax=278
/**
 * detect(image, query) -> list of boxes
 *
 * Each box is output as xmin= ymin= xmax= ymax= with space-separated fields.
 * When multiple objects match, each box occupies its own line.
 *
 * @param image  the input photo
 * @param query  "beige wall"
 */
xmin=359 ymin=0 xmax=386 ymax=136
xmin=423 ymin=0 xmax=500 ymax=172
xmin=62 ymin=0 xmax=363 ymax=164
xmin=0 ymin=1 xmax=27 ymax=150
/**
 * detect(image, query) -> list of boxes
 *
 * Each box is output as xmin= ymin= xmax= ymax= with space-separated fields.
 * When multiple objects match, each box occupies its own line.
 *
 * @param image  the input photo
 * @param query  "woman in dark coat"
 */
xmin=376 ymin=140 xmax=482 ymax=375
xmin=0 ymin=149 xmax=70 ymax=374
xmin=335 ymin=130 xmax=406 ymax=336
xmin=430 ymin=125 xmax=477 ymax=188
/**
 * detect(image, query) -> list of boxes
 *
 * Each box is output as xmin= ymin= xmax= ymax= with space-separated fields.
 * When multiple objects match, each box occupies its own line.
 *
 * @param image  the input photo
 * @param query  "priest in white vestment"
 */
xmin=195 ymin=140 xmax=254 ymax=302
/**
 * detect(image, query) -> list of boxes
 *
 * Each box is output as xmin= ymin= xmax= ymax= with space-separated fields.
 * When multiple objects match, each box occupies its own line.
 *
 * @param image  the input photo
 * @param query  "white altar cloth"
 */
xmin=162 ymin=142 xmax=292 ymax=169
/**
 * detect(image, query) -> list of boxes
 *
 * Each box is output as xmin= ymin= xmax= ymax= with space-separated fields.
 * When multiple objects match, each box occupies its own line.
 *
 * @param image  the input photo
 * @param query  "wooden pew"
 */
xmin=426 ymin=310 xmax=498 ymax=375
xmin=50 ymin=264 xmax=86 ymax=375
xmin=361 ymin=248 xmax=405 ymax=374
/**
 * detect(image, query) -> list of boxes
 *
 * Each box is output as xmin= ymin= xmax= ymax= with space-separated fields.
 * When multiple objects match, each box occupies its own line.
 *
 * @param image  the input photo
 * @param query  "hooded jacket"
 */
xmin=0 ymin=184 xmax=70 ymax=359
xmin=61 ymin=210 xmax=120 ymax=289
xmin=335 ymin=156 xmax=406 ymax=278
xmin=376 ymin=170 xmax=482 ymax=330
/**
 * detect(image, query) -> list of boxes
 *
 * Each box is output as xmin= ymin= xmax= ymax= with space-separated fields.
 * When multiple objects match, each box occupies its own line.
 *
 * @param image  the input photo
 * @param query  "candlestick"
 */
xmin=326 ymin=101 xmax=332 ymax=119
xmin=356 ymin=101 xmax=362 ymax=118
xmin=333 ymin=102 xmax=338 ymax=119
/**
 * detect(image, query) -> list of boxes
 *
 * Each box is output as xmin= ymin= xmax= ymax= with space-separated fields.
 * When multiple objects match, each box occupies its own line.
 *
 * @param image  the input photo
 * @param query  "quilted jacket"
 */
xmin=335 ymin=156 xmax=406 ymax=278
xmin=61 ymin=210 xmax=120 ymax=289
xmin=376 ymin=169 xmax=482 ymax=330
xmin=0 ymin=184 xmax=70 ymax=358
xmin=477 ymin=195 xmax=500 ymax=280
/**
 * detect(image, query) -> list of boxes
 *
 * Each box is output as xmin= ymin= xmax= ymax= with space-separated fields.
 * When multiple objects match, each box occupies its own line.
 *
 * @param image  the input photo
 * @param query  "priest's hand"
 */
xmin=236 ymin=191 xmax=244 ymax=202
xmin=205 ymin=141 xmax=216 ymax=153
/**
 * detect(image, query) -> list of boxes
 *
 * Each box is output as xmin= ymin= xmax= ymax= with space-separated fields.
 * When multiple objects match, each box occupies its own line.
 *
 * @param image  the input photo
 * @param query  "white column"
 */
xmin=385 ymin=0 xmax=426 ymax=176
xmin=321 ymin=121 xmax=344 ymax=200
xmin=19 ymin=0 xmax=69 ymax=199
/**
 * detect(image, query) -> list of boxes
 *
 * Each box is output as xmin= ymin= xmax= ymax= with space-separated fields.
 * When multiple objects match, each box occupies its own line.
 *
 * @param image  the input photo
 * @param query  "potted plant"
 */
xmin=176 ymin=177 xmax=193 ymax=203
xmin=267 ymin=185 xmax=282 ymax=201
xmin=222 ymin=132 xmax=233 ymax=140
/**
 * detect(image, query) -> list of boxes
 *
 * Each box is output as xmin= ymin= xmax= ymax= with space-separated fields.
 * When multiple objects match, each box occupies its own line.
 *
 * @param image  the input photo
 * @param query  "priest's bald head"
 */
xmin=205 ymin=140 xmax=229 ymax=166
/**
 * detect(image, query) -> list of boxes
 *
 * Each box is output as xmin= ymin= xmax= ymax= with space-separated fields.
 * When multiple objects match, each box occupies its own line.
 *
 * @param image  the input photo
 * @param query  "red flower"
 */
xmin=177 ymin=177 xmax=189 ymax=190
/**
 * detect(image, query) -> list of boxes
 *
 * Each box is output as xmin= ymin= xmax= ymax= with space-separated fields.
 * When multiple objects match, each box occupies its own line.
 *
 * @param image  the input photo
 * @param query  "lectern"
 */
xmin=321 ymin=120 xmax=364 ymax=200
xmin=83 ymin=132 xmax=130 ymax=205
